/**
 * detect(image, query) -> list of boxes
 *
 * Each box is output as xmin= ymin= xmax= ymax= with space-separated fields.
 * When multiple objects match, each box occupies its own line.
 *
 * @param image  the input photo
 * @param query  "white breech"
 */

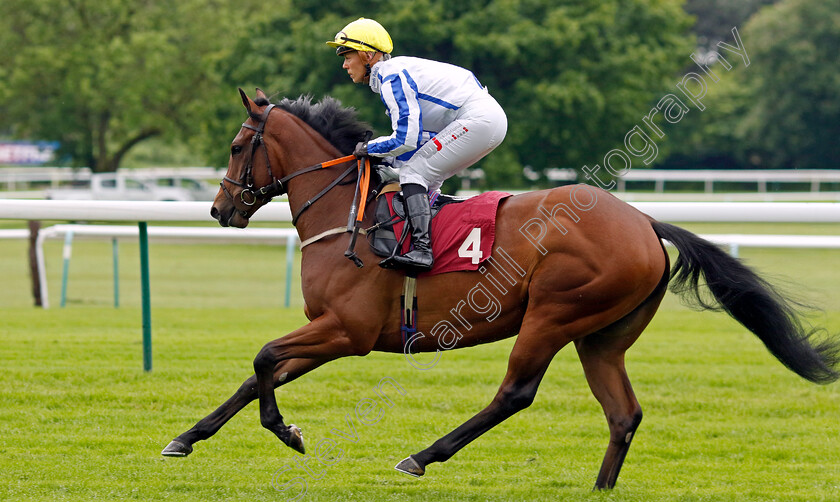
xmin=398 ymin=90 xmax=507 ymax=191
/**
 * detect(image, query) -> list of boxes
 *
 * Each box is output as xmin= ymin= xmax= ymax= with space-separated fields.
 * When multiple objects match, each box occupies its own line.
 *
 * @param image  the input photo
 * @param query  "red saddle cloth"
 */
xmin=387 ymin=190 xmax=511 ymax=276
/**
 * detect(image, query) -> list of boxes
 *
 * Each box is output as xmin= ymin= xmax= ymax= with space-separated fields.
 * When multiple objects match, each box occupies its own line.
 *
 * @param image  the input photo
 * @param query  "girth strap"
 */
xmin=400 ymin=275 xmax=418 ymax=353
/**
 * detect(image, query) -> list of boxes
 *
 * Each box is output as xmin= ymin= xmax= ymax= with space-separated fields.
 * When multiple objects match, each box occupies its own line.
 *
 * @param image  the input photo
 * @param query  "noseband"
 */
xmin=220 ymin=103 xmax=360 ymax=225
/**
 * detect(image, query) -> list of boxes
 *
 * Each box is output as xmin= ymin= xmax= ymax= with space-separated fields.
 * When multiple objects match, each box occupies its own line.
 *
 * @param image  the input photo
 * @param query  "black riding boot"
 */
xmin=390 ymin=191 xmax=434 ymax=273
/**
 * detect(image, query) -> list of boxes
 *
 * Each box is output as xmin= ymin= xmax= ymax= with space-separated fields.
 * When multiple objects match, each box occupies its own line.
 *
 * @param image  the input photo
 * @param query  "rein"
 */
xmin=220 ymin=103 xmax=360 ymax=225
xmin=221 ymin=103 xmax=374 ymax=265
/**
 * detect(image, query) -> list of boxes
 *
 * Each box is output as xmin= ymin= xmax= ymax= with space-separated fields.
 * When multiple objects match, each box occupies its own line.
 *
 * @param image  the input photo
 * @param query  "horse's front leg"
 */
xmin=162 ymin=358 xmax=325 ymax=457
xmin=253 ymin=314 xmax=370 ymax=453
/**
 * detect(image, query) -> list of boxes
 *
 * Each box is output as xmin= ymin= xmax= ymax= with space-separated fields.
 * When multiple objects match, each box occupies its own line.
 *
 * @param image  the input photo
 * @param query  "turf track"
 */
xmin=1 ymin=222 xmax=839 ymax=501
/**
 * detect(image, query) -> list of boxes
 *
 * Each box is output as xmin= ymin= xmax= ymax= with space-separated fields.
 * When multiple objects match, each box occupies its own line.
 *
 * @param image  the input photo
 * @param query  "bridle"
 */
xmin=220 ymin=103 xmax=359 ymax=225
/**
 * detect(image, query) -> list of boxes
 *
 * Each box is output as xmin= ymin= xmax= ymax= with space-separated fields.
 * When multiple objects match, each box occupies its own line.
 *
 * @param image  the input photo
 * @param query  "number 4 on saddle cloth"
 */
xmin=368 ymin=188 xmax=511 ymax=277
xmin=363 ymin=171 xmax=510 ymax=350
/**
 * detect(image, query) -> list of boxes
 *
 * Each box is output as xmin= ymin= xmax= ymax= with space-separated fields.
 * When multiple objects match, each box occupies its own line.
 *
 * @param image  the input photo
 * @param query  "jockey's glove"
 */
xmin=353 ymin=141 xmax=368 ymax=157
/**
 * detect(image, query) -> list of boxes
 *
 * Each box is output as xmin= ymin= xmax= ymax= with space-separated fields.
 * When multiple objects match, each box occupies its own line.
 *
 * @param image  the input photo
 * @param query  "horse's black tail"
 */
xmin=651 ymin=220 xmax=840 ymax=384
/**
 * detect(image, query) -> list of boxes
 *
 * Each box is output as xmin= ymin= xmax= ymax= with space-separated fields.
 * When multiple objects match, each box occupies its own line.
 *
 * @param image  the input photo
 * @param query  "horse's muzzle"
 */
xmin=210 ymin=203 xmax=249 ymax=228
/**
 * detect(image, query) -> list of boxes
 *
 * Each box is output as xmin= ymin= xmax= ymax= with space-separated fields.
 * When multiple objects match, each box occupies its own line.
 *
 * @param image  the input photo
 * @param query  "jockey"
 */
xmin=327 ymin=17 xmax=507 ymax=273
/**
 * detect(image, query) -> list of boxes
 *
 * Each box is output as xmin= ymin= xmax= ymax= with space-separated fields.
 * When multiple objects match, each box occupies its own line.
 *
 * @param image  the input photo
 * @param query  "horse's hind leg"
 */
xmin=395 ymin=317 xmax=566 ymax=477
xmin=162 ymin=358 xmax=325 ymax=457
xmin=575 ymin=272 xmax=668 ymax=489
xmin=575 ymin=335 xmax=642 ymax=490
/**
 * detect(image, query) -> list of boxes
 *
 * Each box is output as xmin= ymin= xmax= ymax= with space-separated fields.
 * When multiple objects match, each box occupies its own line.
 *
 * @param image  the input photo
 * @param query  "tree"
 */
xmin=660 ymin=0 xmax=840 ymax=170
xmin=203 ymin=0 xmax=694 ymax=187
xmin=455 ymin=0 xmax=694 ymax=182
xmin=684 ymin=0 xmax=778 ymax=49
xmin=737 ymin=0 xmax=840 ymax=169
xmin=0 ymin=0 xmax=272 ymax=171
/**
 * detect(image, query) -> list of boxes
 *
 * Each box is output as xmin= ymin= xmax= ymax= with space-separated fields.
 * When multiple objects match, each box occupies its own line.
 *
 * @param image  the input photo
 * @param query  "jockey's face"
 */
xmin=342 ymin=51 xmax=375 ymax=84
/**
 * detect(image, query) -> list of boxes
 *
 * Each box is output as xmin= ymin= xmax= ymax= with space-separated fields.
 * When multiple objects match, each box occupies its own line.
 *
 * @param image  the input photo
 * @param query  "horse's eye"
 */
xmin=231 ymin=145 xmax=243 ymax=155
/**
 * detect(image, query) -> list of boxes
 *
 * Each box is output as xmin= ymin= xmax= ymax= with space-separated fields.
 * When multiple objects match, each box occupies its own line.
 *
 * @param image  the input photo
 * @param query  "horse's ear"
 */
xmin=239 ymin=87 xmax=253 ymax=114
xmin=255 ymin=88 xmax=268 ymax=100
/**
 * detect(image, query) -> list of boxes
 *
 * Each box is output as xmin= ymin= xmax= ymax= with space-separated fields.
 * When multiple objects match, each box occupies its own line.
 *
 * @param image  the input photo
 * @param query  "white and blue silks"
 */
xmin=367 ymin=56 xmax=507 ymax=191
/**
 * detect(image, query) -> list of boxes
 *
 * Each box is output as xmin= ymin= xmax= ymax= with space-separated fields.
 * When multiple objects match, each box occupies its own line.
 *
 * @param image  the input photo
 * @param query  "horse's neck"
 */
xmin=271 ymin=112 xmax=357 ymax=246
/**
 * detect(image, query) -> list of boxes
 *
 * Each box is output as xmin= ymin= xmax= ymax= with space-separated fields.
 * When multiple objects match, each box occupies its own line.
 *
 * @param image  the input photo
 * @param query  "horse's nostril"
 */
xmin=210 ymin=206 xmax=220 ymax=220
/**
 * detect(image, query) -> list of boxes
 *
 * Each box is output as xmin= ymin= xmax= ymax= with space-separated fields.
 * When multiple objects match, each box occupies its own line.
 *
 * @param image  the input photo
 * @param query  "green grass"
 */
xmin=1 ymin=224 xmax=840 ymax=501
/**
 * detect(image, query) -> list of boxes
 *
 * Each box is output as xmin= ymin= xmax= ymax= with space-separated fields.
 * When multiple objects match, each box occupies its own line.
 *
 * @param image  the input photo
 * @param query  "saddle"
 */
xmin=368 ymin=183 xmax=467 ymax=260
xmin=366 ymin=165 xmax=511 ymax=277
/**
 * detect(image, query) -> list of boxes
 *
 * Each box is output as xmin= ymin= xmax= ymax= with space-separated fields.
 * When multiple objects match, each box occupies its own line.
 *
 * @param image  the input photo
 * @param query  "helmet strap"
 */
xmin=359 ymin=51 xmax=378 ymax=79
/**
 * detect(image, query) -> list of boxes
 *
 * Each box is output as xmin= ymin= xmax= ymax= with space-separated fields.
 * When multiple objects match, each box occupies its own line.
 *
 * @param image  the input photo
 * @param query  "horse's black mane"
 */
xmin=253 ymin=95 xmax=371 ymax=155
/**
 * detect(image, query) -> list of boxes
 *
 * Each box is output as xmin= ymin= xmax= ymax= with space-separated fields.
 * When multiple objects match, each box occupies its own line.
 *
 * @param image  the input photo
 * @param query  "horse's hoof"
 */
xmin=394 ymin=456 xmax=425 ymax=477
xmin=287 ymin=424 xmax=305 ymax=455
xmin=161 ymin=440 xmax=192 ymax=457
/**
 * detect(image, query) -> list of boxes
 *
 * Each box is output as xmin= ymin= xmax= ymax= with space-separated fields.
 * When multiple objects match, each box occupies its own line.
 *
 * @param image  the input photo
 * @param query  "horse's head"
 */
xmin=212 ymin=89 xmax=372 ymax=228
xmin=211 ymin=88 xmax=279 ymax=228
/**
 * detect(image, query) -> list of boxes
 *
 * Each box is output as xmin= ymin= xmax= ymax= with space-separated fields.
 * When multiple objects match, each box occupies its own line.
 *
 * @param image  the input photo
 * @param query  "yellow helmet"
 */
xmin=327 ymin=18 xmax=393 ymax=56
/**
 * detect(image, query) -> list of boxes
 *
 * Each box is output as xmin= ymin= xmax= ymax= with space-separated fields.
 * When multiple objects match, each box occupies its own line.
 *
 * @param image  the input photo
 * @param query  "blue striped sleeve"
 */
xmin=367 ymin=73 xmax=422 ymax=157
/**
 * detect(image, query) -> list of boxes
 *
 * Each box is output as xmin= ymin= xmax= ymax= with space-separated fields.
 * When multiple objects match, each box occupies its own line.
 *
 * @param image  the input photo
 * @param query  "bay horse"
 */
xmin=163 ymin=89 xmax=840 ymax=490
